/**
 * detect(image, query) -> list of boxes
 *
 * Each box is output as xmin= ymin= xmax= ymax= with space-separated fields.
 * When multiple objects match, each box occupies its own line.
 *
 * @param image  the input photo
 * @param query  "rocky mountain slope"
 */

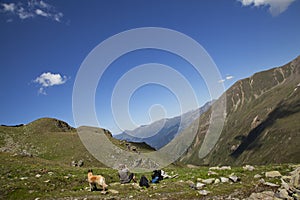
xmin=180 ymin=55 xmax=300 ymax=166
xmin=114 ymin=101 xmax=213 ymax=149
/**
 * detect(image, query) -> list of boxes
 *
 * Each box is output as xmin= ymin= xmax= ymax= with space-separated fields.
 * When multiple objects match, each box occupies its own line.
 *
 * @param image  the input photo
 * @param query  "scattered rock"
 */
xmin=290 ymin=167 xmax=300 ymax=189
xmin=198 ymin=190 xmax=210 ymax=196
xmin=275 ymin=188 xmax=293 ymax=200
xmin=20 ymin=149 xmax=32 ymax=157
xmin=247 ymin=191 xmax=275 ymax=200
xmin=209 ymin=166 xmax=231 ymax=171
xmin=208 ymin=171 xmax=218 ymax=176
xmin=48 ymin=172 xmax=54 ymax=176
xmin=44 ymin=180 xmax=50 ymax=183
xmin=220 ymin=177 xmax=229 ymax=183
xmin=265 ymin=171 xmax=282 ymax=178
xmin=243 ymin=165 xmax=255 ymax=171
xmin=282 ymin=175 xmax=292 ymax=181
xmin=71 ymin=160 xmax=77 ymax=167
xmin=254 ymin=174 xmax=262 ymax=179
xmin=202 ymin=178 xmax=215 ymax=184
xmin=264 ymin=182 xmax=280 ymax=187
xmin=196 ymin=178 xmax=202 ymax=182
xmin=229 ymin=174 xmax=240 ymax=183
xmin=20 ymin=177 xmax=28 ymax=180
xmin=259 ymin=178 xmax=265 ymax=184
xmin=230 ymin=144 xmax=238 ymax=152
xmin=220 ymin=166 xmax=231 ymax=170
xmin=108 ymin=189 xmax=119 ymax=194
xmin=77 ymin=159 xmax=84 ymax=167
xmin=196 ymin=182 xmax=205 ymax=190
xmin=214 ymin=178 xmax=220 ymax=184
xmin=35 ymin=174 xmax=41 ymax=178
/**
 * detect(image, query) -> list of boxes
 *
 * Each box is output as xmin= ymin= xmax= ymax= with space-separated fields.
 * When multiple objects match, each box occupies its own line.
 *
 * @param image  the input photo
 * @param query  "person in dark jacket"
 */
xmin=151 ymin=170 xmax=163 ymax=183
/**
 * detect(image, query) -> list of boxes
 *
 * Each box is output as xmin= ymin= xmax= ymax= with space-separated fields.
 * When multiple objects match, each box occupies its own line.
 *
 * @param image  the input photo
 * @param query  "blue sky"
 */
xmin=0 ymin=0 xmax=299 ymax=133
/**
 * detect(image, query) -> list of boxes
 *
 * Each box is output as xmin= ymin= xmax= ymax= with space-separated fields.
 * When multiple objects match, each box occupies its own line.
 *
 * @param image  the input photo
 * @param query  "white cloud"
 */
xmin=2 ymin=3 xmax=16 ymax=12
xmin=0 ymin=0 xmax=63 ymax=22
xmin=34 ymin=72 xmax=68 ymax=95
xmin=239 ymin=0 xmax=296 ymax=16
xmin=218 ymin=79 xmax=226 ymax=83
xmin=226 ymin=75 xmax=234 ymax=80
xmin=35 ymin=9 xmax=48 ymax=17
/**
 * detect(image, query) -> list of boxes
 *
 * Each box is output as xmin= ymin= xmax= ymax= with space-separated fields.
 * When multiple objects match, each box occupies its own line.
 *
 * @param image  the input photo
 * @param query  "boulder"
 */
xmin=198 ymin=190 xmax=210 ymax=196
xmin=247 ymin=191 xmax=275 ymax=200
xmin=264 ymin=182 xmax=279 ymax=187
xmin=254 ymin=174 xmax=262 ymax=179
xmin=214 ymin=178 xmax=220 ymax=184
xmin=220 ymin=177 xmax=229 ymax=183
xmin=290 ymin=167 xmax=300 ymax=189
xmin=229 ymin=174 xmax=240 ymax=183
xmin=196 ymin=182 xmax=205 ymax=190
xmin=243 ymin=165 xmax=255 ymax=171
xmin=108 ymin=189 xmax=119 ymax=194
xmin=208 ymin=171 xmax=218 ymax=176
xmin=202 ymin=178 xmax=215 ymax=184
xmin=265 ymin=171 xmax=282 ymax=178
xmin=275 ymin=188 xmax=293 ymax=200
xmin=35 ymin=174 xmax=42 ymax=178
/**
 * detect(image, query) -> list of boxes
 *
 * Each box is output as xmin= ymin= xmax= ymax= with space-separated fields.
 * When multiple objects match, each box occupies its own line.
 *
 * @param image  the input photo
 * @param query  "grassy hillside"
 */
xmin=1 ymin=152 xmax=298 ymax=199
xmin=0 ymin=118 xmax=154 ymax=167
xmin=180 ymin=55 xmax=300 ymax=166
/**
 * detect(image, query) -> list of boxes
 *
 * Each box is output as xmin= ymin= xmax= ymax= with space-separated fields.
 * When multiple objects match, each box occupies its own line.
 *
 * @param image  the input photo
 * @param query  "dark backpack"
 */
xmin=139 ymin=175 xmax=150 ymax=188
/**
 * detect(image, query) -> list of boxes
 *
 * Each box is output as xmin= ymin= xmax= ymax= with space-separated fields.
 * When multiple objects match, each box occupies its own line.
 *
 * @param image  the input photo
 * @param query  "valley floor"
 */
xmin=0 ymin=152 xmax=299 ymax=200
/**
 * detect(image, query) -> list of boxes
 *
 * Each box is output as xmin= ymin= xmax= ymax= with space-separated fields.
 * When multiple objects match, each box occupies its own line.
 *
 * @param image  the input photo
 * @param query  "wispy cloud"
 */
xmin=219 ymin=75 xmax=234 ymax=83
xmin=218 ymin=79 xmax=226 ymax=83
xmin=34 ymin=72 xmax=68 ymax=95
xmin=0 ymin=0 xmax=64 ymax=22
xmin=238 ymin=0 xmax=296 ymax=16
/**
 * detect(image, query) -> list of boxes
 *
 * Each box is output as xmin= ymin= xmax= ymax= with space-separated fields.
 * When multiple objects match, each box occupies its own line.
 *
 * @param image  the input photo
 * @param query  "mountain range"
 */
xmin=114 ymin=101 xmax=213 ymax=149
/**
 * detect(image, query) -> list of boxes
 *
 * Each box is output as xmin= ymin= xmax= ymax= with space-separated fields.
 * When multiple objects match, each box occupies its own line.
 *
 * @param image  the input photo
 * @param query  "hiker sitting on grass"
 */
xmin=118 ymin=164 xmax=136 ymax=184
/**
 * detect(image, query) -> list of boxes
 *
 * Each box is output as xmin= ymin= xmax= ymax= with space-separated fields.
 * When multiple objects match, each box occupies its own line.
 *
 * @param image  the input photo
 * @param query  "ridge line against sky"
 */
xmin=0 ymin=0 xmax=299 ymax=133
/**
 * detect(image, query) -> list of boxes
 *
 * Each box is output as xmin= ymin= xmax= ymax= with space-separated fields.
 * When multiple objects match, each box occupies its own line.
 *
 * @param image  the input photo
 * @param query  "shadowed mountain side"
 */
xmin=231 ymin=92 xmax=300 ymax=158
xmin=180 ymin=55 xmax=300 ymax=166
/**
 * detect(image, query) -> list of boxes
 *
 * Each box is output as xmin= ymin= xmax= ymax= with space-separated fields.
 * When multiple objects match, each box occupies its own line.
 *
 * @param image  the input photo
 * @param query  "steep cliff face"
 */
xmin=180 ymin=56 xmax=300 ymax=166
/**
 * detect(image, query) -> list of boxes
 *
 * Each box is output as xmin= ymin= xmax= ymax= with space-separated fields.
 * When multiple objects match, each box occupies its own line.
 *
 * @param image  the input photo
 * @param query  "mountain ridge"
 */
xmin=114 ymin=101 xmax=213 ymax=149
xmin=180 ymin=55 xmax=300 ymax=166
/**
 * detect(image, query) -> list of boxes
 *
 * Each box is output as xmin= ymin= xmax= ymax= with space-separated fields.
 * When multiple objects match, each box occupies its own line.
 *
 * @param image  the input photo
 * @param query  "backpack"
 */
xmin=139 ymin=175 xmax=150 ymax=188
